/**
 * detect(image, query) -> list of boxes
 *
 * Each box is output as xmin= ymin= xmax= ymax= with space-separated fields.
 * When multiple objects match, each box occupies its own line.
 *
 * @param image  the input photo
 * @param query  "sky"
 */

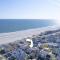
xmin=0 ymin=0 xmax=60 ymax=21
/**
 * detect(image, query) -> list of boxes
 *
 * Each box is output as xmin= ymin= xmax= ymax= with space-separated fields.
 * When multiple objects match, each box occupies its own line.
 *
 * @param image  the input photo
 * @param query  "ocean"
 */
xmin=0 ymin=19 xmax=54 ymax=33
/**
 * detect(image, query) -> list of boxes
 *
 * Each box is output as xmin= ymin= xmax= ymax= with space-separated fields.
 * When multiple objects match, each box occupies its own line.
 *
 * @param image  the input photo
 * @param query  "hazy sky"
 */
xmin=0 ymin=0 xmax=60 ymax=20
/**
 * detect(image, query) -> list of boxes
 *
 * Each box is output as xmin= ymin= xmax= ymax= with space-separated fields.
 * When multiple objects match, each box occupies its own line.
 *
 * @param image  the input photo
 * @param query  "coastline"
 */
xmin=0 ymin=25 xmax=59 ymax=45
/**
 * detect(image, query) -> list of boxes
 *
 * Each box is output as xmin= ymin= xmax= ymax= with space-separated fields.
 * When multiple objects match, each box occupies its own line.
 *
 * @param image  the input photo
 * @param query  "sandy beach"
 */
xmin=0 ymin=26 xmax=58 ymax=45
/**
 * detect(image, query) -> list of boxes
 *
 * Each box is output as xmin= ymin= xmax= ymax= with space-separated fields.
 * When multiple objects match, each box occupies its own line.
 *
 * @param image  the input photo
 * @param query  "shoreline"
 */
xmin=0 ymin=25 xmax=59 ymax=45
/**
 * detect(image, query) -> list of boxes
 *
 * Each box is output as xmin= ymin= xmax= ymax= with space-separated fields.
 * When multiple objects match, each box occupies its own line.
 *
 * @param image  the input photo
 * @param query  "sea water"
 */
xmin=0 ymin=19 xmax=54 ymax=33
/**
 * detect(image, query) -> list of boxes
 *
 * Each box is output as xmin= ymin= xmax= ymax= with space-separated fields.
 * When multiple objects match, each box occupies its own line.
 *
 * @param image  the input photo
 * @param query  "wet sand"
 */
xmin=0 ymin=25 xmax=58 ymax=45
